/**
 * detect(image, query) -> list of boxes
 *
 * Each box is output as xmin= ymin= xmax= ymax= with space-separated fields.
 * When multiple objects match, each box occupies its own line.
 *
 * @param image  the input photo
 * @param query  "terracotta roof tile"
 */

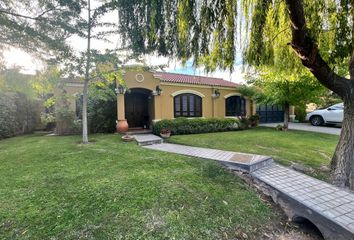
xmin=154 ymin=72 xmax=239 ymax=88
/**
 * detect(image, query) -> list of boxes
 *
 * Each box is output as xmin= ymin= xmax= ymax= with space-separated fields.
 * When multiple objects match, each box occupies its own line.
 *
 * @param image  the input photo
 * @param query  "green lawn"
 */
xmin=169 ymin=127 xmax=339 ymax=181
xmin=0 ymin=134 xmax=280 ymax=239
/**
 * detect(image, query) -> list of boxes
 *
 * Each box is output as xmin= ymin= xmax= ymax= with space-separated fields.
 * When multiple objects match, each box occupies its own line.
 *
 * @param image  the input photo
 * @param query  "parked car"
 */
xmin=306 ymin=103 xmax=344 ymax=126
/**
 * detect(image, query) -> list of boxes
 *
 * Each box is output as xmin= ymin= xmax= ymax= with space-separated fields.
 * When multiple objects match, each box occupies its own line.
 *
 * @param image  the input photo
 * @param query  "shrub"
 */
xmin=75 ymin=82 xmax=117 ymax=134
xmin=248 ymin=114 xmax=260 ymax=127
xmin=295 ymin=105 xmax=307 ymax=122
xmin=238 ymin=116 xmax=250 ymax=130
xmin=152 ymin=117 xmax=240 ymax=135
xmin=55 ymin=107 xmax=81 ymax=135
xmin=55 ymin=88 xmax=81 ymax=135
xmin=0 ymin=92 xmax=40 ymax=139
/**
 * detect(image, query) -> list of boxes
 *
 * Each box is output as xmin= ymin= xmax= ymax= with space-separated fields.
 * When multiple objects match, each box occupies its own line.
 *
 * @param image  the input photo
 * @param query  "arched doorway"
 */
xmin=124 ymin=88 xmax=152 ymax=129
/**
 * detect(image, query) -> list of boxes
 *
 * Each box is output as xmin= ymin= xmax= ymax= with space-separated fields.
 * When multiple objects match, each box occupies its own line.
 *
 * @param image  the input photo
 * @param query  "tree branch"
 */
xmin=0 ymin=7 xmax=58 ymax=21
xmin=285 ymin=0 xmax=350 ymax=98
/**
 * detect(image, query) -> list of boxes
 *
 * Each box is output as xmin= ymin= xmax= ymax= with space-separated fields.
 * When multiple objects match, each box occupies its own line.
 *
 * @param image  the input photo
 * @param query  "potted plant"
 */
xmin=249 ymin=115 xmax=260 ymax=127
xmin=160 ymin=128 xmax=171 ymax=138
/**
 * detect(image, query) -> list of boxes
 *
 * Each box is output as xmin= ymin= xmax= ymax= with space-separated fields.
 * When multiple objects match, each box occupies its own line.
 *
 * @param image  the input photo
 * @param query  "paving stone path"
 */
xmin=252 ymin=164 xmax=354 ymax=239
xmin=144 ymin=141 xmax=354 ymax=239
xmin=144 ymin=143 xmax=273 ymax=172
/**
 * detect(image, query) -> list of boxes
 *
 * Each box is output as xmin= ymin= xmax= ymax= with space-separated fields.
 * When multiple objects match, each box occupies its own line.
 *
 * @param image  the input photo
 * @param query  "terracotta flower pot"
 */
xmin=116 ymin=119 xmax=128 ymax=133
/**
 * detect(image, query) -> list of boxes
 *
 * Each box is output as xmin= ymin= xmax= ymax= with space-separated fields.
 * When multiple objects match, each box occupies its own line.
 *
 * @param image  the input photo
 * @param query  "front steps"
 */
xmin=133 ymin=134 xmax=163 ymax=146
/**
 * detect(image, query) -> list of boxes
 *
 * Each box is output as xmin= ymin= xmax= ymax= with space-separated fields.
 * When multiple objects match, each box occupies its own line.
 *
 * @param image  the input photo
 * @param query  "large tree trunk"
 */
xmin=285 ymin=0 xmax=354 ymax=189
xmin=283 ymin=102 xmax=290 ymax=131
xmin=331 ymin=99 xmax=354 ymax=188
xmin=82 ymin=0 xmax=91 ymax=144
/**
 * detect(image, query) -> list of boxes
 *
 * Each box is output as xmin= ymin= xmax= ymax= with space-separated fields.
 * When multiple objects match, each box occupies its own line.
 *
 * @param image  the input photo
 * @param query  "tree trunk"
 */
xmin=82 ymin=79 xmax=89 ymax=144
xmin=82 ymin=0 xmax=91 ymax=144
xmin=283 ymin=102 xmax=290 ymax=131
xmin=331 ymin=100 xmax=354 ymax=189
xmin=285 ymin=0 xmax=354 ymax=189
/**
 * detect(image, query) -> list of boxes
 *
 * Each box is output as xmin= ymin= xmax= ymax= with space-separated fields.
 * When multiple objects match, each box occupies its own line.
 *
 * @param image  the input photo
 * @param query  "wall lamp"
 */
xmin=153 ymin=85 xmax=162 ymax=96
xmin=115 ymin=85 xmax=126 ymax=94
xmin=212 ymin=89 xmax=220 ymax=98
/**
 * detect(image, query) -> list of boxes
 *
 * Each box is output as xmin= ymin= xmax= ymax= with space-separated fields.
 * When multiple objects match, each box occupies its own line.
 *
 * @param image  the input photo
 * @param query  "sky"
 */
xmin=2 ymin=2 xmax=246 ymax=84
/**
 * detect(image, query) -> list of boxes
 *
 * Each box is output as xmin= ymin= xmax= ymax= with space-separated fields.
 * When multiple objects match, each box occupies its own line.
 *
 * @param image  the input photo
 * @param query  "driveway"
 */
xmin=259 ymin=122 xmax=341 ymax=135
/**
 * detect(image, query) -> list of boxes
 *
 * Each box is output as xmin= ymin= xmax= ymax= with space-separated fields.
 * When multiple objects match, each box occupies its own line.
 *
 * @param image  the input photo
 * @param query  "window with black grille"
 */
xmin=174 ymin=94 xmax=202 ymax=117
xmin=225 ymin=96 xmax=246 ymax=116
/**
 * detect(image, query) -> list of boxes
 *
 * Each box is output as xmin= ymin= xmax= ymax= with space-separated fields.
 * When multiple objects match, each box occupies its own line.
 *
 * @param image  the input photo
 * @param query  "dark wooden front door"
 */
xmin=125 ymin=92 xmax=149 ymax=128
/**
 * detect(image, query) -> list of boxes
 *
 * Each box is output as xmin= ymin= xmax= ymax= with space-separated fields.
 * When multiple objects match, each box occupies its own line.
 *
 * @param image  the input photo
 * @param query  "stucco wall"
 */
xmin=119 ymin=70 xmax=252 ymax=122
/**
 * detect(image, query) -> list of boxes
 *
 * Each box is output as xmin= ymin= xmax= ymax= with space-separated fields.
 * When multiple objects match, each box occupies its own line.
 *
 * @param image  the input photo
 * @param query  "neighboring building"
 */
xmin=64 ymin=68 xmax=257 ymax=132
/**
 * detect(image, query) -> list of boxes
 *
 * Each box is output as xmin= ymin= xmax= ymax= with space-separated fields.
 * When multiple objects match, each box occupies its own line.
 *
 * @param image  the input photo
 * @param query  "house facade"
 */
xmin=115 ymin=69 xmax=254 ymax=131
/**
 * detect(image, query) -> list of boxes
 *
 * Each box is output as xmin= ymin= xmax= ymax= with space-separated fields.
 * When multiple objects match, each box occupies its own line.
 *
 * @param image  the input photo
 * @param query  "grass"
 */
xmin=169 ymin=127 xmax=339 ymax=181
xmin=0 ymin=133 xmax=280 ymax=239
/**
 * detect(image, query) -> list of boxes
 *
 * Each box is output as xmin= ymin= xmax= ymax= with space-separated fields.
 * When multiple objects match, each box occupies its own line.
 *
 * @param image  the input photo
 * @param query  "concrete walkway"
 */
xmin=252 ymin=164 xmax=354 ymax=239
xmin=144 ymin=143 xmax=273 ymax=172
xmin=144 ymin=141 xmax=354 ymax=239
xmin=260 ymin=122 xmax=341 ymax=135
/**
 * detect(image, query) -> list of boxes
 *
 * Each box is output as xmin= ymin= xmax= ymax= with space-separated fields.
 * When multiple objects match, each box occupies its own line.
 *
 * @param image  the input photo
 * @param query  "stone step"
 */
xmin=133 ymin=134 xmax=163 ymax=146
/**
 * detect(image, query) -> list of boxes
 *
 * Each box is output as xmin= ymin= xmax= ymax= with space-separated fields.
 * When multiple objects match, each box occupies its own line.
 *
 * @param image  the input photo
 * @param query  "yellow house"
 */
xmin=115 ymin=69 xmax=254 ymax=132
xmin=63 ymin=68 xmax=260 ymax=133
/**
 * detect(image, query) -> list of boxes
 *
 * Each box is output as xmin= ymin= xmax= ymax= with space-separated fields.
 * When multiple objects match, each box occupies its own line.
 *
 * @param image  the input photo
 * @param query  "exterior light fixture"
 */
xmin=155 ymin=85 xmax=162 ymax=96
xmin=212 ymin=89 xmax=220 ymax=98
xmin=115 ymin=85 xmax=126 ymax=94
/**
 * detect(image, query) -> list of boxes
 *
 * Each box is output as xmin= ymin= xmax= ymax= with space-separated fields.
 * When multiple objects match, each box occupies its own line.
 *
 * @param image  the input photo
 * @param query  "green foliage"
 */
xmin=295 ymin=105 xmax=307 ymax=122
xmin=115 ymin=0 xmax=352 ymax=77
xmin=0 ymin=0 xmax=84 ymax=57
xmin=0 ymin=93 xmax=18 ymax=138
xmin=54 ymin=87 xmax=81 ymax=135
xmin=0 ymin=68 xmax=34 ymax=97
xmin=31 ymin=66 xmax=61 ymax=103
xmin=87 ymin=81 xmax=117 ymax=133
xmin=248 ymin=114 xmax=260 ymax=123
xmin=152 ymin=117 xmax=240 ymax=135
xmin=0 ymin=92 xmax=40 ymax=139
xmin=55 ymin=106 xmax=81 ymax=135
xmin=247 ymin=69 xmax=325 ymax=108
xmin=116 ymin=0 xmax=238 ymax=71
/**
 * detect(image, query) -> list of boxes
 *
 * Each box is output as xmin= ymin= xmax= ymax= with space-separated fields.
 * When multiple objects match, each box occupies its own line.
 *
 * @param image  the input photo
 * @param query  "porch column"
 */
xmin=117 ymin=94 xmax=125 ymax=120
xmin=252 ymin=101 xmax=257 ymax=115
xmin=289 ymin=106 xmax=296 ymax=122
xmin=153 ymin=94 xmax=162 ymax=121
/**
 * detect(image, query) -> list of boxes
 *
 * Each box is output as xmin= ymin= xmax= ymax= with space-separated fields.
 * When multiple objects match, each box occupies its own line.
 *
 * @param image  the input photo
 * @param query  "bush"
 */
xmin=55 ymin=88 xmax=81 ymax=135
xmin=75 ymin=83 xmax=117 ymax=134
xmin=55 ymin=107 xmax=81 ymax=135
xmin=0 ymin=92 xmax=40 ymax=139
xmin=152 ymin=117 xmax=240 ymax=135
xmin=295 ymin=105 xmax=307 ymax=122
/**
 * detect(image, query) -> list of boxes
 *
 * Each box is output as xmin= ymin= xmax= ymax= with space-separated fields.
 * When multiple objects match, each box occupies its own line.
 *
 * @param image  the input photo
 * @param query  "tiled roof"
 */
xmin=154 ymin=72 xmax=239 ymax=88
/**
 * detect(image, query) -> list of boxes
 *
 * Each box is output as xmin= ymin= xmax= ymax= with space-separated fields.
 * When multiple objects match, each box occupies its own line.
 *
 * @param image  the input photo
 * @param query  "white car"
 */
xmin=306 ymin=103 xmax=344 ymax=126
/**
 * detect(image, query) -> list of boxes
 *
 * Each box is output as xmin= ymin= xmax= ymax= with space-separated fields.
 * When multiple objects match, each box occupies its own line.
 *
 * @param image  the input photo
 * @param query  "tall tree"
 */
xmin=0 ymin=0 xmax=84 ymax=57
xmin=113 ymin=0 xmax=354 ymax=189
xmin=82 ymin=0 xmax=91 ymax=144
xmin=240 ymin=70 xmax=325 ymax=130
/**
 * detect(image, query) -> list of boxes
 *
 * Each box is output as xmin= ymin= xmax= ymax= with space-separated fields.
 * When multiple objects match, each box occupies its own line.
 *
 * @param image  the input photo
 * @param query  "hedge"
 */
xmin=152 ymin=117 xmax=241 ymax=135
xmin=0 ymin=92 xmax=41 ymax=139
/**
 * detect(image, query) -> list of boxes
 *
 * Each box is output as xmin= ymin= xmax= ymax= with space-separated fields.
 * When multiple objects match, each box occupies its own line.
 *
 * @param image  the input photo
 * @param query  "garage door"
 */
xmin=256 ymin=104 xmax=284 ymax=123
